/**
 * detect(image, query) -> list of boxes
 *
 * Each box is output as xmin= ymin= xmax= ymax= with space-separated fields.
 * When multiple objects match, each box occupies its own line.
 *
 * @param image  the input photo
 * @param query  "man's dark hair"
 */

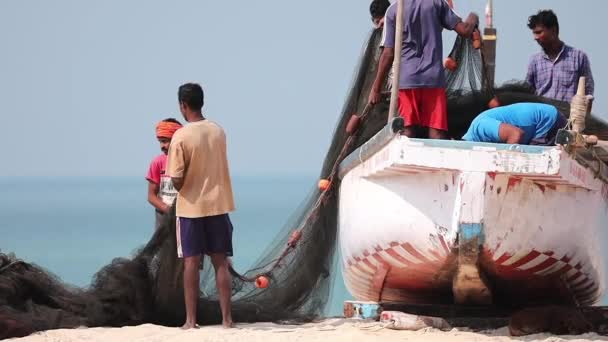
xmin=369 ymin=0 xmax=390 ymax=19
xmin=527 ymin=10 xmax=559 ymax=34
xmin=178 ymin=83 xmax=205 ymax=111
xmin=162 ymin=118 xmax=182 ymax=125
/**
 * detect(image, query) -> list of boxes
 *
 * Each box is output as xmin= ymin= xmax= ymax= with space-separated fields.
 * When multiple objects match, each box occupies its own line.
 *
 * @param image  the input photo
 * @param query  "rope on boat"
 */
xmin=229 ymin=102 xmax=384 ymax=286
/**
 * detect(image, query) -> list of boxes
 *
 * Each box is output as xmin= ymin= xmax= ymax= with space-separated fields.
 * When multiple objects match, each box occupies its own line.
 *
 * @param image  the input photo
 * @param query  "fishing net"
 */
xmin=2 ymin=27 xmax=607 ymax=340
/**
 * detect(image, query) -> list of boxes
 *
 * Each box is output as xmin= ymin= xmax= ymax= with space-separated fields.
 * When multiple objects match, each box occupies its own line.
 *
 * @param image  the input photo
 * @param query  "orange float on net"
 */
xmin=288 ymin=230 xmax=302 ymax=247
xmin=318 ymin=179 xmax=331 ymax=191
xmin=255 ymin=276 xmax=269 ymax=289
xmin=345 ymin=114 xmax=361 ymax=135
xmin=488 ymin=96 xmax=501 ymax=108
xmin=444 ymin=57 xmax=457 ymax=72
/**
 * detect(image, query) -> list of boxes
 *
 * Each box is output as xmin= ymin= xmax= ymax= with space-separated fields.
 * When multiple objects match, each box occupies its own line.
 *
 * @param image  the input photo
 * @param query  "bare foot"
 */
xmin=222 ymin=320 xmax=235 ymax=329
xmin=181 ymin=322 xmax=199 ymax=330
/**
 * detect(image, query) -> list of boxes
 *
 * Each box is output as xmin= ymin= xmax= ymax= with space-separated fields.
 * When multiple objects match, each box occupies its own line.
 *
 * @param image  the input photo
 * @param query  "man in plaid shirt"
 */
xmin=526 ymin=10 xmax=594 ymax=103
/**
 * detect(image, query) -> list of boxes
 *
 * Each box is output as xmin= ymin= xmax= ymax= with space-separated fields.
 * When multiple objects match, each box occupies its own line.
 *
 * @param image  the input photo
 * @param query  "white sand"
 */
xmin=7 ymin=319 xmax=607 ymax=342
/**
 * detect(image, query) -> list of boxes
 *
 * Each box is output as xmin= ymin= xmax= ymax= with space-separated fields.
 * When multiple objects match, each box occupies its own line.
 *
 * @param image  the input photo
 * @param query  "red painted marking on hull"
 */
xmin=575 ymin=282 xmax=595 ymax=294
xmin=534 ymin=183 xmax=546 ymax=193
xmin=507 ymin=177 xmax=522 ymax=191
xmin=403 ymin=243 xmax=435 ymax=264
xmin=566 ymin=271 xmax=583 ymax=282
xmin=524 ymin=257 xmax=559 ymax=274
xmin=353 ymin=263 xmax=373 ymax=276
xmin=508 ymin=250 xmax=541 ymax=269
xmin=571 ymin=277 xmax=591 ymax=288
xmin=362 ymin=258 xmax=378 ymax=273
xmin=495 ymin=253 xmax=511 ymax=265
xmin=429 ymin=249 xmax=443 ymax=260
xmin=384 ymin=248 xmax=416 ymax=267
xmin=372 ymin=253 xmax=386 ymax=266
xmin=553 ymin=263 xmax=573 ymax=277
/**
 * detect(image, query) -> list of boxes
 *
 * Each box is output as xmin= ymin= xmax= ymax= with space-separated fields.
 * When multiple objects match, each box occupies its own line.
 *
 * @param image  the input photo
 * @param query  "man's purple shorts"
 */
xmin=176 ymin=214 xmax=234 ymax=258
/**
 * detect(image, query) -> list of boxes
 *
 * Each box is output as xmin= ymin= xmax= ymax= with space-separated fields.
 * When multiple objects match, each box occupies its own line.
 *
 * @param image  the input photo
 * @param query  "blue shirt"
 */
xmin=462 ymin=103 xmax=559 ymax=144
xmin=526 ymin=44 xmax=594 ymax=102
xmin=381 ymin=0 xmax=461 ymax=89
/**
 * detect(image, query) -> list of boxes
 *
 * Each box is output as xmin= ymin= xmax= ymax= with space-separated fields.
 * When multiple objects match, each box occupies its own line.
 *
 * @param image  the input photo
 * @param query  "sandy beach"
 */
xmin=7 ymin=319 xmax=607 ymax=342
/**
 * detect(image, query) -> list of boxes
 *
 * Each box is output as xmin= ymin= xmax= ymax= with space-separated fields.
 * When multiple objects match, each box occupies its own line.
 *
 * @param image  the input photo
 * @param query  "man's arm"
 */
xmin=369 ymin=47 xmax=395 ymax=104
xmin=453 ymin=13 xmax=479 ymax=38
xmin=147 ymin=181 xmax=170 ymax=213
xmin=167 ymin=137 xmax=186 ymax=192
xmin=369 ymin=5 xmax=396 ymax=105
xmin=581 ymin=53 xmax=594 ymax=97
xmin=525 ymin=59 xmax=536 ymax=91
xmin=498 ymin=123 xmax=525 ymax=144
xmin=171 ymin=177 xmax=184 ymax=192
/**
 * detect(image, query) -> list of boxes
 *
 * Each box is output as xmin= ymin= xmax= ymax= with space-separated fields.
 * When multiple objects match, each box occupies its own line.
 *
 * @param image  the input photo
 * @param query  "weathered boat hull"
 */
xmin=338 ymin=132 xmax=608 ymax=307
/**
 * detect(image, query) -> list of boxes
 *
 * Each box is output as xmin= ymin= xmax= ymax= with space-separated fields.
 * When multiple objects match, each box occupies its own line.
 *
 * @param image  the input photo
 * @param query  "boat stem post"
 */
xmin=452 ymin=172 xmax=493 ymax=305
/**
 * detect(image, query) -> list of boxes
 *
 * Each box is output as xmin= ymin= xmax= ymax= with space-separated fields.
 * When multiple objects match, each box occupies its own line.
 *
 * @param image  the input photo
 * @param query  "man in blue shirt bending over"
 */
xmin=462 ymin=103 xmax=568 ymax=145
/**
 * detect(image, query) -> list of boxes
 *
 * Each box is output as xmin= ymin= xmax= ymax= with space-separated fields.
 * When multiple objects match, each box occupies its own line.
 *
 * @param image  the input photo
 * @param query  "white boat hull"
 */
xmin=338 ymin=134 xmax=608 ymax=306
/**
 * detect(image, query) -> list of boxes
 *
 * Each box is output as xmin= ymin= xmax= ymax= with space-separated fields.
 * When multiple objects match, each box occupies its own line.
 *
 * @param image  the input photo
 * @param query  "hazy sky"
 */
xmin=0 ymin=1 xmax=605 ymax=177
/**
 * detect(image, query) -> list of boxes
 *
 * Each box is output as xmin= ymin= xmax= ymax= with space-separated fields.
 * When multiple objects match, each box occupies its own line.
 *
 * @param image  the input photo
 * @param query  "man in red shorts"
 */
xmin=368 ymin=0 xmax=479 ymax=139
xmin=167 ymin=83 xmax=235 ymax=329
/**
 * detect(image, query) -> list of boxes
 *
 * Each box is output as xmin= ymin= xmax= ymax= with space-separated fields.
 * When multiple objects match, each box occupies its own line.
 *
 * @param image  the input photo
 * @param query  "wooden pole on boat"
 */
xmin=482 ymin=0 xmax=497 ymax=88
xmin=387 ymin=0 xmax=404 ymax=123
xmin=570 ymin=77 xmax=592 ymax=133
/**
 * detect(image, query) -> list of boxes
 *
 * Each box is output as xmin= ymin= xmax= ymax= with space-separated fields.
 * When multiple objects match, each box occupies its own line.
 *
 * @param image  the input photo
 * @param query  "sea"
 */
xmin=0 ymin=176 xmax=350 ymax=316
xmin=1 ymin=176 xmax=606 ymax=320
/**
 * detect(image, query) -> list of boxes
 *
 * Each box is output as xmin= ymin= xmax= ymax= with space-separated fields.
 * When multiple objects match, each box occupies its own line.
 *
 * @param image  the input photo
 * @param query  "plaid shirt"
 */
xmin=526 ymin=44 xmax=594 ymax=102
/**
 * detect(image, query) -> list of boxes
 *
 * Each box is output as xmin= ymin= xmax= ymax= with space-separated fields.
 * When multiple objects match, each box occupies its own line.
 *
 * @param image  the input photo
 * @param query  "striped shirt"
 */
xmin=525 ymin=44 xmax=594 ymax=102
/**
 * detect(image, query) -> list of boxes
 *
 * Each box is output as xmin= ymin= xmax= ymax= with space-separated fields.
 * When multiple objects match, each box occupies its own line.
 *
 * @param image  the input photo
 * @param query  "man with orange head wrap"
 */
xmin=145 ymin=118 xmax=182 ymax=230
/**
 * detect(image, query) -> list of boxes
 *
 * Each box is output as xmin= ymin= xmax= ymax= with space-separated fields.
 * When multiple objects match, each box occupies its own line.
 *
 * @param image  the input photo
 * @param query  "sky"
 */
xmin=0 ymin=0 xmax=606 ymax=177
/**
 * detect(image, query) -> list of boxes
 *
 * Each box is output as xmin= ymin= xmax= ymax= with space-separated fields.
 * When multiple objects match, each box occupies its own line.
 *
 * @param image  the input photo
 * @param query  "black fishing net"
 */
xmin=2 ymin=28 xmax=607 ymax=340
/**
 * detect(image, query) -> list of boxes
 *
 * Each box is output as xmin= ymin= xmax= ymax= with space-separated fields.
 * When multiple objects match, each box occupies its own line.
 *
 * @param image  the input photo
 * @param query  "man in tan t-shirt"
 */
xmin=167 ymin=83 xmax=235 ymax=329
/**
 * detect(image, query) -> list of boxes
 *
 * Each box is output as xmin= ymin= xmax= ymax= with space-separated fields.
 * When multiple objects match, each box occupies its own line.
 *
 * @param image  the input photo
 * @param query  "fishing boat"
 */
xmin=337 ymin=0 xmax=608 ymax=308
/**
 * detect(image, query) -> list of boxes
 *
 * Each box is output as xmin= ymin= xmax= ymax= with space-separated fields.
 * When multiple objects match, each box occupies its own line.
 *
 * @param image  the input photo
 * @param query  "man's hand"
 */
xmin=369 ymin=47 xmax=394 ymax=106
xmin=161 ymin=203 xmax=171 ymax=214
xmin=454 ymin=12 xmax=480 ymax=38
xmin=368 ymin=88 xmax=382 ymax=105
xmin=466 ymin=13 xmax=479 ymax=27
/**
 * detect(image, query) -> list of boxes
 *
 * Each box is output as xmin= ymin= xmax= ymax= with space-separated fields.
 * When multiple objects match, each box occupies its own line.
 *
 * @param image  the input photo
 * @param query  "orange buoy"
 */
xmin=345 ymin=114 xmax=361 ymax=134
xmin=444 ymin=57 xmax=457 ymax=72
xmin=288 ymin=230 xmax=302 ymax=247
xmin=488 ymin=96 xmax=501 ymax=108
xmin=255 ymin=276 xmax=269 ymax=289
xmin=472 ymin=30 xmax=481 ymax=49
xmin=318 ymin=179 xmax=331 ymax=191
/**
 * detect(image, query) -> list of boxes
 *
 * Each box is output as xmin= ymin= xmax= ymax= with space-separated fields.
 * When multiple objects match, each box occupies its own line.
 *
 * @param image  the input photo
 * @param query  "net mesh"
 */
xmin=1 ymin=29 xmax=607 ymax=339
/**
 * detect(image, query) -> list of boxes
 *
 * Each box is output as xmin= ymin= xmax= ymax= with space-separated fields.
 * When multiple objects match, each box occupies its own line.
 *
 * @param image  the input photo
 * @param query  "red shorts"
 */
xmin=398 ymin=88 xmax=448 ymax=131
